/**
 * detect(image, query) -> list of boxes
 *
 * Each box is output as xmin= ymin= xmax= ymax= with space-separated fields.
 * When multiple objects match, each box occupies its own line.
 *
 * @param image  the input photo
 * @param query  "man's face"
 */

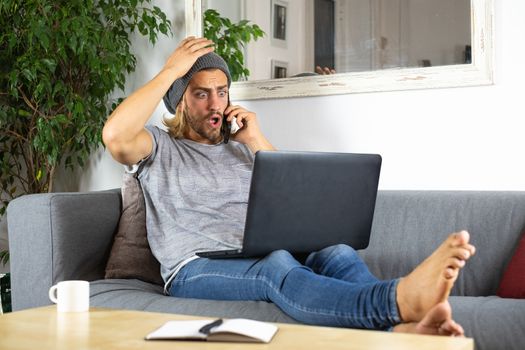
xmin=181 ymin=69 xmax=229 ymax=144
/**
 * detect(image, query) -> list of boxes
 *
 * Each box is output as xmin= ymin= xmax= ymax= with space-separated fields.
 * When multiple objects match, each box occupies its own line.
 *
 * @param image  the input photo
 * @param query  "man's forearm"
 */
xmin=104 ymin=69 xmax=175 ymax=143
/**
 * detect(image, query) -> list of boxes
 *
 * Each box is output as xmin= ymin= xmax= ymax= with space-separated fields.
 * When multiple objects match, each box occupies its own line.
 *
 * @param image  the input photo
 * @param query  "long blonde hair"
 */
xmin=162 ymin=99 xmax=189 ymax=139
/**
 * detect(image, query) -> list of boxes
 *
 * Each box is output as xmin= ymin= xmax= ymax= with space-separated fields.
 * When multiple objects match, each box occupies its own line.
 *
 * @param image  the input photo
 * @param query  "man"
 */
xmin=103 ymin=37 xmax=475 ymax=334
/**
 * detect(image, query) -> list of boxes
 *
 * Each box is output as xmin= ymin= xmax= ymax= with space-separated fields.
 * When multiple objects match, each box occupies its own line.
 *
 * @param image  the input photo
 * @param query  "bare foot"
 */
xmin=393 ymin=302 xmax=464 ymax=336
xmin=396 ymin=230 xmax=475 ymax=322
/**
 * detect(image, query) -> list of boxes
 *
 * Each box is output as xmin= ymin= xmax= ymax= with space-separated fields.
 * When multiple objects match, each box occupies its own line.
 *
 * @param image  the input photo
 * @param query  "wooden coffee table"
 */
xmin=0 ymin=306 xmax=473 ymax=349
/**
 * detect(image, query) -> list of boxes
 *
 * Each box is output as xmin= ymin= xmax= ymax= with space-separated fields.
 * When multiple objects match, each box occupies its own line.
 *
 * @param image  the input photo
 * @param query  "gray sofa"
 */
xmin=7 ymin=190 xmax=525 ymax=349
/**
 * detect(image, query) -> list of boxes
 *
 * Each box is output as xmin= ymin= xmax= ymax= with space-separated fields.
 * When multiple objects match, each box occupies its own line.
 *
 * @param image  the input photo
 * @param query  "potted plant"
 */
xmin=0 ymin=1 xmax=171 ymax=274
xmin=203 ymin=9 xmax=265 ymax=81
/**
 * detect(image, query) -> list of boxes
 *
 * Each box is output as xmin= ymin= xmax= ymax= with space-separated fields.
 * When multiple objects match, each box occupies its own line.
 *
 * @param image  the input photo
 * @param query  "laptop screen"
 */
xmin=240 ymin=150 xmax=382 ymax=256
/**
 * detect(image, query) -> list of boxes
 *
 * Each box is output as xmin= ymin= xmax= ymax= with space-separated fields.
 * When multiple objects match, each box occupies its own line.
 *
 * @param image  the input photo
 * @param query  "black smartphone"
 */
xmin=221 ymin=98 xmax=231 ymax=144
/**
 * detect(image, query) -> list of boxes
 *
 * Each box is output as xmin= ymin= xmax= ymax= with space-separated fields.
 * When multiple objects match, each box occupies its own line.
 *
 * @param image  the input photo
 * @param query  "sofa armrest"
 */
xmin=7 ymin=190 xmax=121 ymax=311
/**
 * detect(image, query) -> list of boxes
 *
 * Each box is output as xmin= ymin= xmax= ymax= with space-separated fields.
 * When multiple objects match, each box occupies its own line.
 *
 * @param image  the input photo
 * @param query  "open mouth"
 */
xmin=209 ymin=115 xmax=221 ymax=128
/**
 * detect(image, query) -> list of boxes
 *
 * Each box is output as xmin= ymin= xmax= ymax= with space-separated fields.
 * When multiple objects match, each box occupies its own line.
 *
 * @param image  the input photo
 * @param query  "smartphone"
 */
xmin=221 ymin=98 xmax=231 ymax=144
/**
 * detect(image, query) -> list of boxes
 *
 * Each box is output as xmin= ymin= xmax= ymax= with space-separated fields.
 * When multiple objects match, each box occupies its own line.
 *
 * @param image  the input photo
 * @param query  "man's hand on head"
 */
xmin=163 ymin=37 xmax=215 ymax=80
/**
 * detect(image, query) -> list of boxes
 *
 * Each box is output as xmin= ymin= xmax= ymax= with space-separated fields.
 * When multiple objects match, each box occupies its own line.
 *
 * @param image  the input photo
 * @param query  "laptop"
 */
xmin=196 ymin=150 xmax=381 ymax=259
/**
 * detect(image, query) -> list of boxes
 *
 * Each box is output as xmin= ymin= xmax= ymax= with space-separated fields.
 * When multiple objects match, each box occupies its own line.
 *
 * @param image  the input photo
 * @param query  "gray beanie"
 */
xmin=163 ymin=52 xmax=232 ymax=114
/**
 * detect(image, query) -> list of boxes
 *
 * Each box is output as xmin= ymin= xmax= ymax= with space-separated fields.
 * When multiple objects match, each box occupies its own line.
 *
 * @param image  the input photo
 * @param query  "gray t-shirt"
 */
xmin=137 ymin=126 xmax=254 ymax=284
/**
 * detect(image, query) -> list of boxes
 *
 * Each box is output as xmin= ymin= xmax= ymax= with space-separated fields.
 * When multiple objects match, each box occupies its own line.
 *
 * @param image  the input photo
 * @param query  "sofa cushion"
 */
xmin=90 ymin=279 xmax=297 ymax=323
xmin=105 ymin=173 xmax=163 ymax=286
xmin=450 ymin=296 xmax=525 ymax=350
xmin=497 ymin=231 xmax=525 ymax=298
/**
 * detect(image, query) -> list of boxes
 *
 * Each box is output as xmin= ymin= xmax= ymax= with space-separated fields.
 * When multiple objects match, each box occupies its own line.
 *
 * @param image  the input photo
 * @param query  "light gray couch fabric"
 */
xmin=90 ymin=279 xmax=294 ymax=322
xmin=7 ymin=190 xmax=525 ymax=350
xmin=7 ymin=190 xmax=121 ymax=310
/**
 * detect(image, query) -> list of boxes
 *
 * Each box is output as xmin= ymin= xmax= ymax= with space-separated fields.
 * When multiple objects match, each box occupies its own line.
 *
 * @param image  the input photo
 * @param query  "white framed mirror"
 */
xmin=186 ymin=0 xmax=493 ymax=100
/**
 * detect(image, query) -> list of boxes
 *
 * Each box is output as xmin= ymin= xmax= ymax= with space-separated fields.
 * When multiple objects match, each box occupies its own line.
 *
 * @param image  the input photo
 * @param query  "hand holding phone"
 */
xmin=223 ymin=102 xmax=261 ymax=147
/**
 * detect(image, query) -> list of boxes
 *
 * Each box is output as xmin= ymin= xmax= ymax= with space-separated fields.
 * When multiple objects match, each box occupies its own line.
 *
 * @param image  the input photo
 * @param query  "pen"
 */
xmin=199 ymin=318 xmax=223 ymax=335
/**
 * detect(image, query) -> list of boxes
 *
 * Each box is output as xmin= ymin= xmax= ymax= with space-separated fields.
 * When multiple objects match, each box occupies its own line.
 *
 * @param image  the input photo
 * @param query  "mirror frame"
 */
xmin=186 ymin=0 xmax=493 ymax=100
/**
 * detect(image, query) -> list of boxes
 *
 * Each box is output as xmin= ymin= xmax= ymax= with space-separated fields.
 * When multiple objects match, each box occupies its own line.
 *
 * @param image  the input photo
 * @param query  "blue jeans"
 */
xmin=169 ymin=244 xmax=401 ymax=329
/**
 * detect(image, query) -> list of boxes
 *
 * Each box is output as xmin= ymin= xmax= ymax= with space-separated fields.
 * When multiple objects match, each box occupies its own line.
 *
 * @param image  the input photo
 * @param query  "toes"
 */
xmin=454 ymin=247 xmax=472 ymax=261
xmin=444 ymin=267 xmax=457 ymax=279
xmin=448 ymin=257 xmax=466 ymax=269
xmin=460 ymin=248 xmax=471 ymax=260
xmin=450 ymin=230 xmax=470 ymax=246
xmin=439 ymin=319 xmax=465 ymax=336
xmin=459 ymin=244 xmax=476 ymax=258
xmin=455 ymin=322 xmax=465 ymax=336
xmin=447 ymin=242 xmax=475 ymax=266
xmin=448 ymin=320 xmax=464 ymax=337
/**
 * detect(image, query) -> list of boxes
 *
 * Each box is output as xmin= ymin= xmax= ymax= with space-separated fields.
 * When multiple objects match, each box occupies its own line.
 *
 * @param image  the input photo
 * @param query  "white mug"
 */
xmin=48 ymin=280 xmax=90 ymax=312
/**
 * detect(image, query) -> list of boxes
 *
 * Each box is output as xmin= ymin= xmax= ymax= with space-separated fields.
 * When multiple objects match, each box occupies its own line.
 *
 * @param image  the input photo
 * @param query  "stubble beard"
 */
xmin=184 ymin=106 xmax=223 ymax=144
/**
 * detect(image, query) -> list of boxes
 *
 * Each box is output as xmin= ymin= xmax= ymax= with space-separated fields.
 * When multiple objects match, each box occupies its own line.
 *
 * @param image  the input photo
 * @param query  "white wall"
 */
xmin=71 ymin=0 xmax=525 ymax=193
xmin=205 ymin=0 xmax=242 ymax=22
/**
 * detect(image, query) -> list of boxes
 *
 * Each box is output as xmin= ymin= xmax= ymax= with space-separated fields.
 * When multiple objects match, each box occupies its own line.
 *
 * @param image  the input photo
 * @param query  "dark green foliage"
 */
xmin=0 ymin=0 xmax=171 ymax=263
xmin=203 ymin=9 xmax=265 ymax=82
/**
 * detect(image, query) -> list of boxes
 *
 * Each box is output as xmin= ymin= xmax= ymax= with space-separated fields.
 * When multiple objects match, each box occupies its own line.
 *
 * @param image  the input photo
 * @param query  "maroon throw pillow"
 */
xmin=105 ymin=172 xmax=164 ymax=286
xmin=497 ymin=231 xmax=525 ymax=298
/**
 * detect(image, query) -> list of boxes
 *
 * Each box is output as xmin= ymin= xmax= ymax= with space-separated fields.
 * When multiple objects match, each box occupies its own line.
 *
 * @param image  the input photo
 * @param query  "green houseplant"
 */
xmin=0 ymin=1 xmax=171 ymax=264
xmin=203 ymin=9 xmax=265 ymax=81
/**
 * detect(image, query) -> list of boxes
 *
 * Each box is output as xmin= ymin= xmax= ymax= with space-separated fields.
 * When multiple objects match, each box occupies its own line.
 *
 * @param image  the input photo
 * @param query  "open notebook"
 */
xmin=145 ymin=318 xmax=278 ymax=343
